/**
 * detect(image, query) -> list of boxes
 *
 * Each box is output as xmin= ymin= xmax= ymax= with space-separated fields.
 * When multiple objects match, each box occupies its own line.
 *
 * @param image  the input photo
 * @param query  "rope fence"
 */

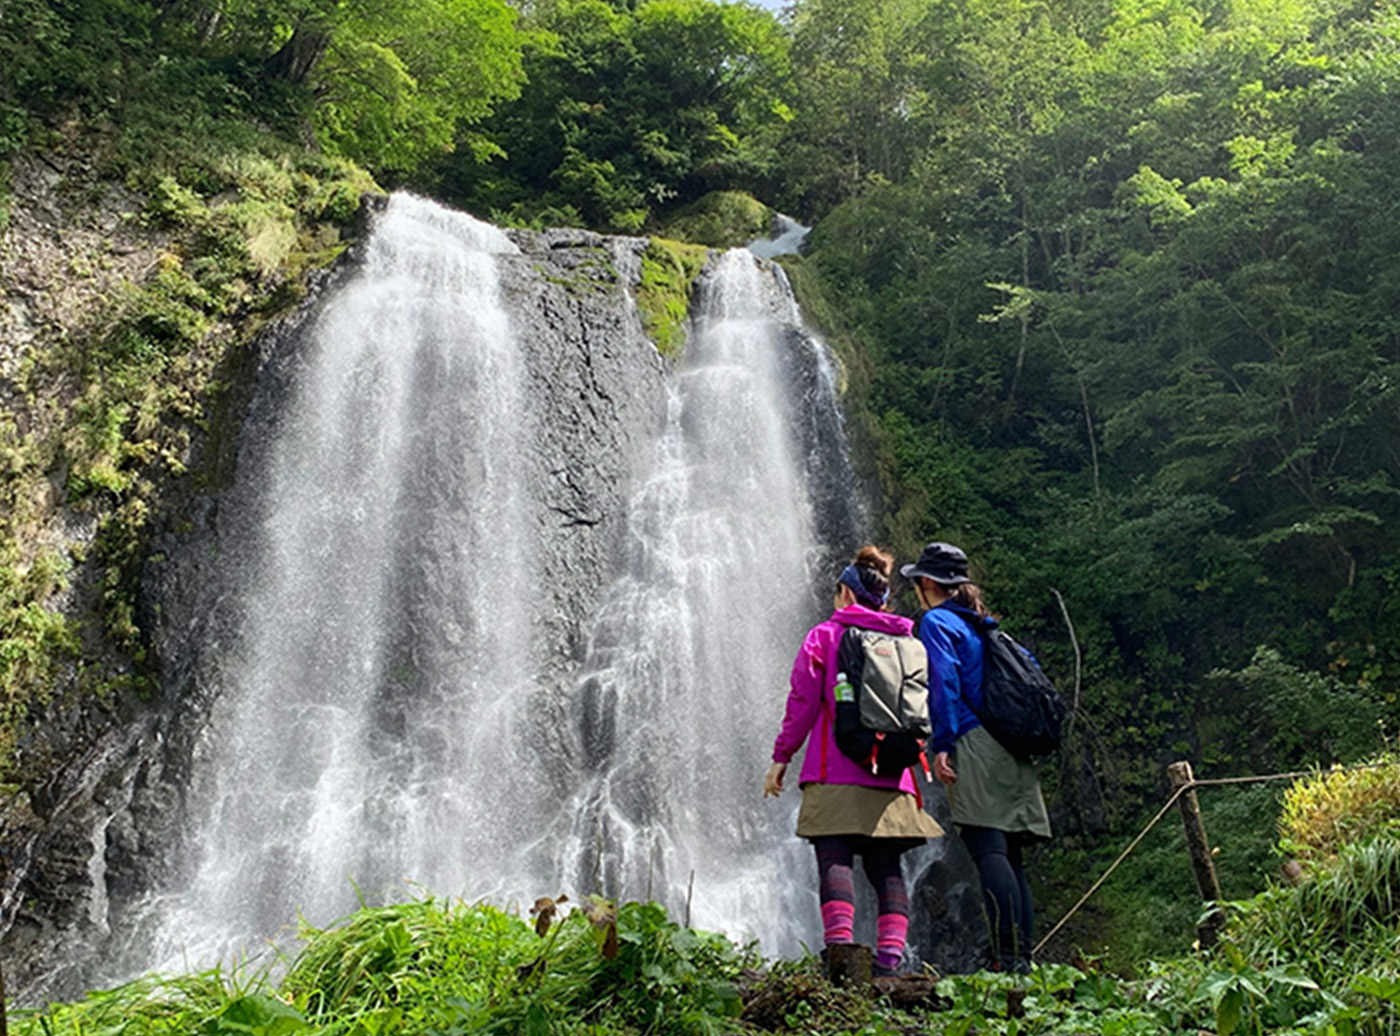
xmin=1033 ymin=760 xmax=1395 ymax=957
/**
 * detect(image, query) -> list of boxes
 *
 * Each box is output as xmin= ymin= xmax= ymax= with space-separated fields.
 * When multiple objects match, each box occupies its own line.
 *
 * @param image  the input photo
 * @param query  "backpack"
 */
xmin=832 ymin=626 xmax=931 ymax=776
xmin=954 ymin=608 xmax=1067 ymax=761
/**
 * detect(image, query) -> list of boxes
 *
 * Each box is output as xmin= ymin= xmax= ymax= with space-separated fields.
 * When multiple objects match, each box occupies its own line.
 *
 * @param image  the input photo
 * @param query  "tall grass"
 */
xmin=16 ymin=898 xmax=756 ymax=1036
xmin=14 ymin=761 xmax=1400 ymax=1035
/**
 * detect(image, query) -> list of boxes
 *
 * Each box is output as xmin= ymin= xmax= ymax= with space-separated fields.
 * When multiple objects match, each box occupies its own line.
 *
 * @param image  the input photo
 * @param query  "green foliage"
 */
xmin=778 ymin=0 xmax=940 ymax=216
xmin=0 ymin=548 xmax=79 ymax=757
xmin=307 ymin=0 xmax=527 ymax=178
xmin=1196 ymin=769 xmax=1400 ymax=1034
xmin=283 ymin=898 xmax=541 ymax=1030
xmin=19 ymin=900 xmax=755 ymax=1036
xmin=1206 ymin=648 xmax=1388 ymax=767
xmin=1 ymin=0 xmax=526 ymax=185
xmin=14 ymin=842 xmax=1400 ymax=1036
xmin=637 ymin=237 xmax=709 ymax=356
xmin=10 ymin=968 xmax=286 ymax=1036
xmin=481 ymin=900 xmax=752 ymax=1036
xmin=790 ymin=9 xmax=1400 ymax=972
xmin=1226 ymin=836 xmax=1400 ymax=979
xmin=438 ymin=0 xmax=792 ymax=231
xmin=657 ymin=190 xmax=774 ymax=249
xmin=1036 ymin=781 xmax=1286 ymax=972
xmin=1277 ymin=754 xmax=1400 ymax=863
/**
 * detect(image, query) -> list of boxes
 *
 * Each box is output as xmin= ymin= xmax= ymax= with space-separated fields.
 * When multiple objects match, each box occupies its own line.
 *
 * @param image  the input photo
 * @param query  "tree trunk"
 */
xmin=196 ymin=5 xmax=224 ymax=46
xmin=265 ymin=21 xmax=332 ymax=85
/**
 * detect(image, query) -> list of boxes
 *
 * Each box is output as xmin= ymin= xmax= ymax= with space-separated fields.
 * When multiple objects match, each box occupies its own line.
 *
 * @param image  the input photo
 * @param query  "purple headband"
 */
xmin=839 ymin=564 xmax=889 ymax=608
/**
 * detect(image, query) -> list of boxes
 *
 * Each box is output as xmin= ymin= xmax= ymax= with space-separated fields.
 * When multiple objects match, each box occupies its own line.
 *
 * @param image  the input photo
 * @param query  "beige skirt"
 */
xmin=795 ymin=782 xmax=944 ymax=841
xmin=946 ymin=724 xmax=1052 ymax=838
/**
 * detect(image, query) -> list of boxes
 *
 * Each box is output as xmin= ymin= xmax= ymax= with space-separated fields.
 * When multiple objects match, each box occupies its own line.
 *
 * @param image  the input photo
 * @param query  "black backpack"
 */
xmin=832 ymin=626 xmax=931 ymax=776
xmin=952 ymin=606 xmax=1067 ymax=760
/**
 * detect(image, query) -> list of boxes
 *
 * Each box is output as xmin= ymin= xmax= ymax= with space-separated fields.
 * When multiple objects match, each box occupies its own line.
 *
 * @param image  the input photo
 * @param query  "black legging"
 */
xmin=960 ymin=825 xmax=1033 ymax=968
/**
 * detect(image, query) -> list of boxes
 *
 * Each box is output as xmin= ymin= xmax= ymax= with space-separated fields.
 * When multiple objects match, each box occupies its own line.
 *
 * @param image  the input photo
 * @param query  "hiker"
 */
xmin=902 ymin=541 xmax=1051 ymax=974
xmin=764 ymin=545 xmax=942 ymax=978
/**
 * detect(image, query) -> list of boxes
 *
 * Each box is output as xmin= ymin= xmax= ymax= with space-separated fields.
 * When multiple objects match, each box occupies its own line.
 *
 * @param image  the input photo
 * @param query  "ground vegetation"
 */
xmin=15 ymin=762 xmax=1400 ymax=1035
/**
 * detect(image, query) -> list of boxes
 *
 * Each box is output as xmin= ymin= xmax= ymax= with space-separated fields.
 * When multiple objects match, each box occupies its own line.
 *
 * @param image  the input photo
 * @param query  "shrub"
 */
xmin=657 ymin=190 xmax=774 ymax=248
xmin=1278 ymin=754 xmax=1400 ymax=863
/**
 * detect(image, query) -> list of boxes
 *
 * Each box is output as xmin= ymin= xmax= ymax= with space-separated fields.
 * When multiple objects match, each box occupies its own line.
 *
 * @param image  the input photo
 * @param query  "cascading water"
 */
xmin=547 ymin=248 xmax=861 ymax=956
xmin=748 ymin=214 xmax=811 ymax=260
xmin=138 ymin=195 xmax=561 ymax=969
xmin=123 ymin=201 xmax=870 ymax=980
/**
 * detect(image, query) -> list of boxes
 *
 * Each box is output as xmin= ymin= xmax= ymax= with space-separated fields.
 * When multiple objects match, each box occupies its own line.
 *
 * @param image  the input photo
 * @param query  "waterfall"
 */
xmin=748 ymin=214 xmax=811 ymax=259
xmin=548 ymin=249 xmax=860 ymax=956
xmin=139 ymin=195 xmax=558 ymax=967
xmin=127 ymin=201 xmax=865 ymax=977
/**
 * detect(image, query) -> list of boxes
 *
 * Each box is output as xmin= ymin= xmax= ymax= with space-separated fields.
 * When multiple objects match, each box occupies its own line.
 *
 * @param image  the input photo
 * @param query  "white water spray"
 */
xmin=143 ymin=195 xmax=557 ymax=967
xmin=548 ymin=249 xmax=852 ymax=955
xmin=131 ymin=209 xmax=862 ymax=976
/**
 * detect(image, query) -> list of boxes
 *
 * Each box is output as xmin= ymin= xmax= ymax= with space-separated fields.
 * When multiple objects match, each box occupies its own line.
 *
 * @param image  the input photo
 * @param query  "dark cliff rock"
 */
xmin=1 ymin=203 xmax=670 ymax=1004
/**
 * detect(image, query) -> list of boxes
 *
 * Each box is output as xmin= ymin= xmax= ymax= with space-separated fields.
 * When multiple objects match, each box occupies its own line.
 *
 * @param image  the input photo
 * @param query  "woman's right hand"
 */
xmin=933 ymin=751 xmax=957 ymax=786
xmin=763 ymin=762 xmax=787 ymax=797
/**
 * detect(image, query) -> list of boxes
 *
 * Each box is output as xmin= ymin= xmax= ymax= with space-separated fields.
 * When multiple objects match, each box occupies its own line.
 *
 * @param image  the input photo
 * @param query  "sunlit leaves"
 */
xmin=438 ymin=0 xmax=791 ymax=229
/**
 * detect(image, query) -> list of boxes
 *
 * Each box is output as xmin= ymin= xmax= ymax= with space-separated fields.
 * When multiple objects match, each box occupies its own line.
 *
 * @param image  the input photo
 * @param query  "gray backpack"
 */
xmin=833 ymin=627 xmax=931 ymax=775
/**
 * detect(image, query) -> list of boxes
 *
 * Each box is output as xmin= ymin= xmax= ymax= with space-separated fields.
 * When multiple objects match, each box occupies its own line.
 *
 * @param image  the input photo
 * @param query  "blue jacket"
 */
xmin=918 ymin=603 xmax=993 ymax=754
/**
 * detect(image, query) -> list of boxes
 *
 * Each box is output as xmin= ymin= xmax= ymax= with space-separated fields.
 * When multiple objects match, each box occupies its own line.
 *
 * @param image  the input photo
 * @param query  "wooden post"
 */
xmin=825 ymin=943 xmax=873 ymax=987
xmin=1168 ymin=760 xmax=1225 ymax=948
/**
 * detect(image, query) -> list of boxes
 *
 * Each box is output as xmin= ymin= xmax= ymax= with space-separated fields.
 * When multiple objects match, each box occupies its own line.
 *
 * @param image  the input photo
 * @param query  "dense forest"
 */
xmin=2 ymin=0 xmax=1399 ymax=1027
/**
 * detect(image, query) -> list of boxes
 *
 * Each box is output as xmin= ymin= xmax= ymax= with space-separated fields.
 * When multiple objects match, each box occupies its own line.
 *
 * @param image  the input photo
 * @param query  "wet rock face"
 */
xmin=907 ymin=787 xmax=993 ymax=975
xmin=1 ymin=208 xmax=669 ymax=1005
xmin=497 ymin=226 xmax=666 ymax=664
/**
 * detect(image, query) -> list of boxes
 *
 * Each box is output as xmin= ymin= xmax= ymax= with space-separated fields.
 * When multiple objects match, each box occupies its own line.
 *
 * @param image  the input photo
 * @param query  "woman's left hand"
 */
xmin=763 ymin=762 xmax=787 ymax=797
xmin=933 ymin=751 xmax=957 ymax=786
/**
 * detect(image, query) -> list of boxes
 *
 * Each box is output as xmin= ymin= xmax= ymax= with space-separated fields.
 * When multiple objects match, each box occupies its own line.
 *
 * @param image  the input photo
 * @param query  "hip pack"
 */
xmin=832 ymin=626 xmax=931 ymax=776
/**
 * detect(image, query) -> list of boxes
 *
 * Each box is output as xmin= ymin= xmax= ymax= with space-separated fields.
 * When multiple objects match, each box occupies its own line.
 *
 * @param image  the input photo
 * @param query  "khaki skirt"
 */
xmin=946 ymin=724 xmax=1052 ymax=838
xmin=795 ymin=782 xmax=944 ymax=843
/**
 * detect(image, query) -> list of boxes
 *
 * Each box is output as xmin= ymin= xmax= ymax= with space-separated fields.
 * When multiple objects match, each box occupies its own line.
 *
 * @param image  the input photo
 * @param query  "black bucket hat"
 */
xmin=900 ymin=542 xmax=971 ymax=585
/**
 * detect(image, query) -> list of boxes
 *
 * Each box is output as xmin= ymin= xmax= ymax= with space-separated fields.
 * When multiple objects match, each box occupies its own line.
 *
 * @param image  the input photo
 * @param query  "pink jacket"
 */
xmin=771 ymin=604 xmax=918 ymax=792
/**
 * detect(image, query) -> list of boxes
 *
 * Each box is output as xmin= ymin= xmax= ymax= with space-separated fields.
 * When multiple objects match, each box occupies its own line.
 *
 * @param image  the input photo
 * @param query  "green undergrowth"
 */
xmin=15 ymin=897 xmax=1398 ymax=1036
xmin=1036 ymin=780 xmax=1287 ymax=972
xmin=18 ymin=762 xmax=1400 ymax=1036
xmin=636 ymin=237 xmax=709 ymax=357
xmin=1279 ymin=757 xmax=1400 ymax=864
xmin=1035 ymin=749 xmax=1400 ymax=975
xmin=0 ymin=127 xmax=377 ymax=777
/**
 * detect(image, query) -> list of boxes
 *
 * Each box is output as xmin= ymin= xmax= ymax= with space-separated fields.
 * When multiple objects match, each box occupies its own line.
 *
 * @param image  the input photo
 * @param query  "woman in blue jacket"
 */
xmin=902 ymin=541 xmax=1050 ymax=974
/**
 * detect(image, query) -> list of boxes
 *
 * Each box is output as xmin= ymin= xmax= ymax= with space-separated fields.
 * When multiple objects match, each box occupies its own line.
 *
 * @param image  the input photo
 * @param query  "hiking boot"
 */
xmin=1001 ymin=955 xmax=1032 ymax=975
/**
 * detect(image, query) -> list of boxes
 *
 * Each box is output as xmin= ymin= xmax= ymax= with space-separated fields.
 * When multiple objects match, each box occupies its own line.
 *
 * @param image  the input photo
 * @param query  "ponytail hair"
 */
xmin=837 ymin=544 xmax=894 ymax=610
xmin=947 ymin=581 xmax=990 ymax=618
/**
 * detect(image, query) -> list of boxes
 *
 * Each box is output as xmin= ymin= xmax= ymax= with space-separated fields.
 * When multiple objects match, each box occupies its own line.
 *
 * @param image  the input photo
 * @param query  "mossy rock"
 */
xmin=0 ymin=134 xmax=381 ymax=780
xmin=636 ymin=237 xmax=709 ymax=357
xmin=656 ymin=190 xmax=773 ymax=249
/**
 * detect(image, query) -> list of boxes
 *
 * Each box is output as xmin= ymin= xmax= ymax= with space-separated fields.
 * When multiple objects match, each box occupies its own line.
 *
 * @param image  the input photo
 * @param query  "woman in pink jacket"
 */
xmin=763 ymin=545 xmax=943 ymax=976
